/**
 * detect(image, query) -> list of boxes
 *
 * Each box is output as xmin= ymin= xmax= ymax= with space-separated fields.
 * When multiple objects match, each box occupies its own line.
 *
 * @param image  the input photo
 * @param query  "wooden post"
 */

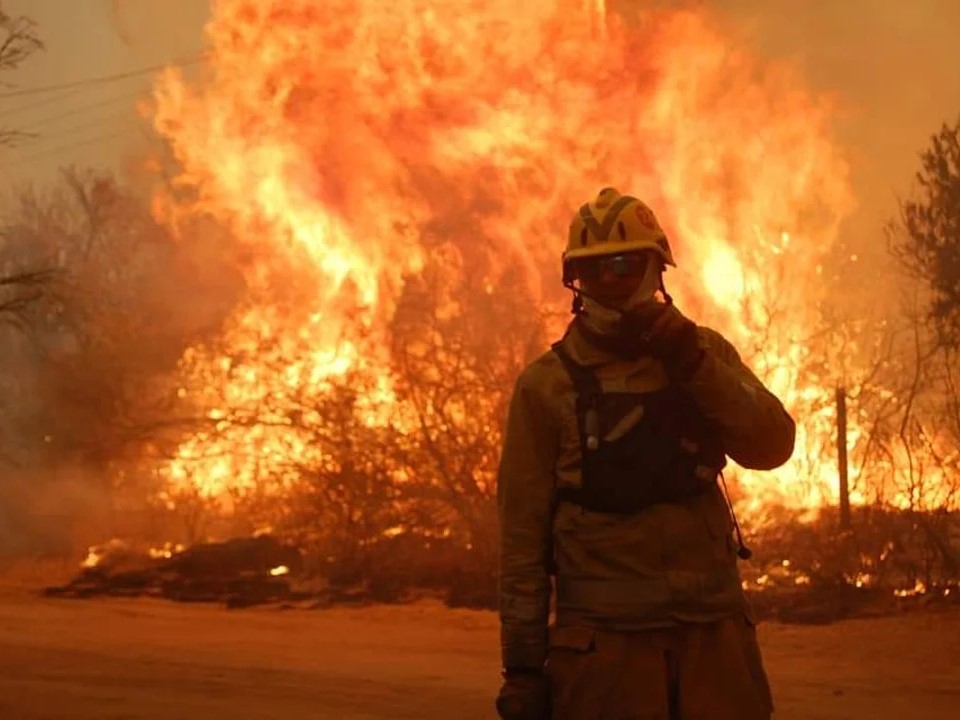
xmin=836 ymin=385 xmax=851 ymax=531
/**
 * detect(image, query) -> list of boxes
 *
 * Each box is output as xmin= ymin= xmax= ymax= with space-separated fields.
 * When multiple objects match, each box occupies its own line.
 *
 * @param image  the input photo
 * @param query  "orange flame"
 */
xmin=148 ymin=1 xmax=870 ymax=513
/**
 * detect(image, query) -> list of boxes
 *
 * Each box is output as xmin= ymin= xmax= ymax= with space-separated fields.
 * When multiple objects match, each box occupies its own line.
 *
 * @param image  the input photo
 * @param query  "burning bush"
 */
xmin=146 ymin=0 xmax=854 ymax=516
xmin=4 ymin=2 xmax=960 ymax=622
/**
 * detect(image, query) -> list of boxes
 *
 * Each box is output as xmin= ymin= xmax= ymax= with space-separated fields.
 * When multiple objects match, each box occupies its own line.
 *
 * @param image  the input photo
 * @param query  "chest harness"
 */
xmin=551 ymin=341 xmax=752 ymax=559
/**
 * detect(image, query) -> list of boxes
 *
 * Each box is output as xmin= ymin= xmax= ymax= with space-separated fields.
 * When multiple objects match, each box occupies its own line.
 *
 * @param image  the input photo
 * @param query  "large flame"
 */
xmin=149 ymin=0 xmax=872 ymax=514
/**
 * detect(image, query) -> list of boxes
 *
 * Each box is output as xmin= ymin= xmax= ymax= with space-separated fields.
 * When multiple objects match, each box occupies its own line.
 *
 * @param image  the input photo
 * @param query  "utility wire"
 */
xmin=2 ymin=105 xmax=145 ymax=154
xmin=0 ymin=91 xmax=154 ymax=156
xmin=0 ymin=87 xmax=90 ymax=118
xmin=0 ymin=56 xmax=205 ymax=100
xmin=27 ymin=89 xmax=149 ymax=130
xmin=0 ymin=56 xmax=203 ymax=172
xmin=26 ymin=111 xmax=140 ymax=145
xmin=1 ymin=129 xmax=136 ymax=169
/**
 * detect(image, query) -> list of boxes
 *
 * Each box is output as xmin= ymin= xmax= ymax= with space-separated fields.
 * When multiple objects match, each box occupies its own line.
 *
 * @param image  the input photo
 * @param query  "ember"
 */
xmin=740 ymin=507 xmax=960 ymax=622
xmin=46 ymin=536 xmax=306 ymax=608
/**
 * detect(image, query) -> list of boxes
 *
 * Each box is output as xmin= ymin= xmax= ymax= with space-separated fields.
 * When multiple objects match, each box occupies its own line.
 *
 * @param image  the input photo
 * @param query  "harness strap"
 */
xmin=551 ymin=341 xmax=602 ymax=509
xmin=551 ymin=341 xmax=601 ymax=405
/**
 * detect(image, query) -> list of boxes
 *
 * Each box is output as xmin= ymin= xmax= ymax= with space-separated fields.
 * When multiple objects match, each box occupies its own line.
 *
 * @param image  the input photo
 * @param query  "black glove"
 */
xmin=495 ymin=669 xmax=550 ymax=720
xmin=619 ymin=301 xmax=704 ymax=381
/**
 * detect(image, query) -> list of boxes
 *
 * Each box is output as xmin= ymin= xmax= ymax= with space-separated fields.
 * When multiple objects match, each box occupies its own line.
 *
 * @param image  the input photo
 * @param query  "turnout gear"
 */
xmin=498 ymin=189 xmax=793 ymax=718
xmin=497 ymin=321 xmax=795 ymax=670
xmin=551 ymin=341 xmax=723 ymax=514
xmin=496 ymin=670 xmax=551 ymax=720
xmin=548 ymin=616 xmax=774 ymax=719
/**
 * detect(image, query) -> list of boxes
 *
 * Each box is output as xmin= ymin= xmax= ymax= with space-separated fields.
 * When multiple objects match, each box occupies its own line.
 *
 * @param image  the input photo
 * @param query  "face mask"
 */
xmin=579 ymin=256 xmax=662 ymax=337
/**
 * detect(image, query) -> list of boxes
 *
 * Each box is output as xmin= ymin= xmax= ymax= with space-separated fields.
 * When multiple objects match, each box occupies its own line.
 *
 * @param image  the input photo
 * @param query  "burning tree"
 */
xmin=860 ymin=116 xmax=960 ymax=594
xmin=889 ymin=118 xmax=960 ymax=506
xmin=741 ymin=117 xmax=960 ymax=610
xmin=118 ymin=0 xmax=865 ymax=604
xmin=874 ymin=117 xmax=960 ymax=521
xmin=386 ymin=240 xmax=551 ymax=602
xmin=34 ymin=2 xmax=960 ymax=616
xmin=148 ymin=0 xmax=852 ymax=505
xmin=157 ymin=214 xmax=550 ymax=600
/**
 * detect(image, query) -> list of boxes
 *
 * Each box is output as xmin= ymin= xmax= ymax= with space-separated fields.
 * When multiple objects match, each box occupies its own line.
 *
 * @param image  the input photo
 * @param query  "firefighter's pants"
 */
xmin=548 ymin=615 xmax=773 ymax=720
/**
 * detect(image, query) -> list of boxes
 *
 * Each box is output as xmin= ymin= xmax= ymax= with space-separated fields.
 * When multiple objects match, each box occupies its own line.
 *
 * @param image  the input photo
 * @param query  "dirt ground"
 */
xmin=0 ymin=575 xmax=957 ymax=720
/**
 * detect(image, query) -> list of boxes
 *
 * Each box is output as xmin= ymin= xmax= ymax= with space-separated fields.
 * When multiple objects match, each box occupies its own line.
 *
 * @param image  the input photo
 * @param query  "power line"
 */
xmin=0 ymin=87 xmax=90 ymax=119
xmin=0 ymin=106 xmax=144 ymax=163
xmin=28 ymin=89 xmax=148 ymax=130
xmin=0 ymin=56 xmax=205 ymax=100
xmin=3 ymin=83 xmax=147 ymax=122
xmin=4 ymin=97 xmax=152 ymax=153
xmin=1 ymin=129 xmax=137 ymax=170
xmin=29 ymin=110 xmax=140 ymax=145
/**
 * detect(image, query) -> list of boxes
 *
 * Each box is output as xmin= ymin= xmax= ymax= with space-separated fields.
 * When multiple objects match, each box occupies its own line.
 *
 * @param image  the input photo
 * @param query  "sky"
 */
xmin=1 ymin=0 xmax=959 ymax=253
xmin=694 ymin=0 xmax=960 ymax=258
xmin=0 ymin=0 xmax=208 ymax=185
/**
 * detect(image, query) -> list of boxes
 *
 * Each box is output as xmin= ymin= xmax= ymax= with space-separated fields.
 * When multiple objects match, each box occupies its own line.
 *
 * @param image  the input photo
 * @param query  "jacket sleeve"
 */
xmin=684 ymin=328 xmax=796 ymax=470
xmin=497 ymin=369 xmax=559 ymax=671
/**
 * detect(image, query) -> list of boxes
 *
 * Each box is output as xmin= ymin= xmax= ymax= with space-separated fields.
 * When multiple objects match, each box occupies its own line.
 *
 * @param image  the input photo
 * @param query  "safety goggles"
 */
xmin=571 ymin=252 xmax=651 ymax=282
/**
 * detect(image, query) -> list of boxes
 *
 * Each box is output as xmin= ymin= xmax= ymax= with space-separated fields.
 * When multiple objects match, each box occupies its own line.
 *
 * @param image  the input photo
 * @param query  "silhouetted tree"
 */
xmin=893 ymin=117 xmax=960 ymax=346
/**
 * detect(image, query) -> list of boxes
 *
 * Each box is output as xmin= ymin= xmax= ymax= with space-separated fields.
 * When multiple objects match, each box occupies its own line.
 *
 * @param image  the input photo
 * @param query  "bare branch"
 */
xmin=0 ymin=10 xmax=43 ymax=146
xmin=0 ymin=268 xmax=56 ymax=331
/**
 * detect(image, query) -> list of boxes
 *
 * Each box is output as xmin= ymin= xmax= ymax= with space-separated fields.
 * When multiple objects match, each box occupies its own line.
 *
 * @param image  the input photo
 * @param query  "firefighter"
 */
xmin=495 ymin=188 xmax=795 ymax=719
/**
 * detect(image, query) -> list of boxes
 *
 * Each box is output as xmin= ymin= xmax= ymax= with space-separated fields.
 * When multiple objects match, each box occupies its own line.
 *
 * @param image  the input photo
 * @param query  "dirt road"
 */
xmin=0 ymin=590 xmax=957 ymax=719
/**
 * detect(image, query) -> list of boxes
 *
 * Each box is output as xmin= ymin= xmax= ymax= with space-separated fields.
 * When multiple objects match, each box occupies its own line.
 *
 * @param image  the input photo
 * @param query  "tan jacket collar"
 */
xmin=557 ymin=318 xmax=667 ymax=391
xmin=559 ymin=318 xmax=624 ymax=367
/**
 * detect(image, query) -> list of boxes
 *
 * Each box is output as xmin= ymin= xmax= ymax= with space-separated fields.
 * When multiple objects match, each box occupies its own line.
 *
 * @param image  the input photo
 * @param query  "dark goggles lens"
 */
xmin=573 ymin=253 xmax=650 ymax=282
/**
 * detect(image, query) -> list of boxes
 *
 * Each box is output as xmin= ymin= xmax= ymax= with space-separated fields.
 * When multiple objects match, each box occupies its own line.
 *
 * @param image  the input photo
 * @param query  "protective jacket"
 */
xmin=497 ymin=319 xmax=796 ymax=671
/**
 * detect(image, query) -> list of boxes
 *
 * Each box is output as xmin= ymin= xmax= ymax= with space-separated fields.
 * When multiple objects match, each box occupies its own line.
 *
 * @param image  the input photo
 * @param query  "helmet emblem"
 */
xmin=635 ymin=204 xmax=657 ymax=230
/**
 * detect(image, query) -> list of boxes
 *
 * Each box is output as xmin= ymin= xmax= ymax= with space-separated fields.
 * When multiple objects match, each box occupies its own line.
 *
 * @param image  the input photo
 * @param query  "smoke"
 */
xmin=0 ymin=173 xmax=245 ymax=559
xmin=104 ymin=0 xmax=208 ymax=56
xmin=703 ymin=2 xmax=960 ymax=229
xmin=642 ymin=0 xmax=960 ymax=311
xmin=0 ymin=471 xmax=110 ymax=558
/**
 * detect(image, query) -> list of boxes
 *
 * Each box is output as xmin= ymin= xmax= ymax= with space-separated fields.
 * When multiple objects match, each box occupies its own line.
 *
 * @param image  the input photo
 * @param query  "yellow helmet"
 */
xmin=563 ymin=188 xmax=675 ymax=277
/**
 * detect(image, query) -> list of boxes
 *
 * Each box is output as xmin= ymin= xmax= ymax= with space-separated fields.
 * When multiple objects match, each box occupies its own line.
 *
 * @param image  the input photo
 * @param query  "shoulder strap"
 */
xmin=551 ymin=342 xmax=599 ymax=507
xmin=551 ymin=341 xmax=602 ymax=415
